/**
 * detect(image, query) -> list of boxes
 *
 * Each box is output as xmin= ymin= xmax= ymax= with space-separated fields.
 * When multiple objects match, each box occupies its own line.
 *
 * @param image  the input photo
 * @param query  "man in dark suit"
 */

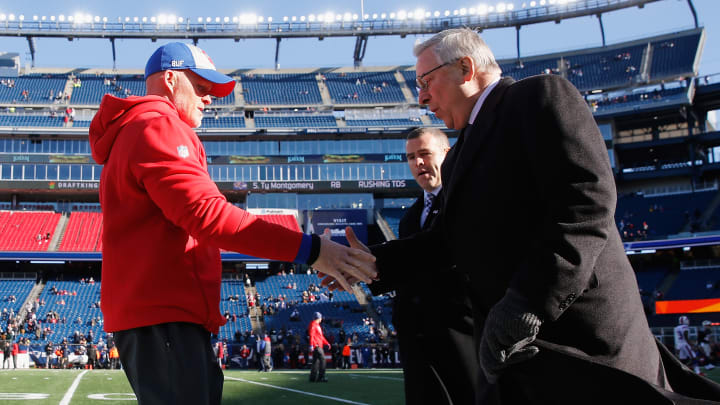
xmin=370 ymin=127 xmax=480 ymax=404
xmin=339 ymin=28 xmax=720 ymax=403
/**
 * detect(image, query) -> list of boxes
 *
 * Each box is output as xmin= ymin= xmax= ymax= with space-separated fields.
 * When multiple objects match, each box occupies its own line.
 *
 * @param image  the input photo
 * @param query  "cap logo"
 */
xmin=171 ymin=60 xmax=185 ymax=67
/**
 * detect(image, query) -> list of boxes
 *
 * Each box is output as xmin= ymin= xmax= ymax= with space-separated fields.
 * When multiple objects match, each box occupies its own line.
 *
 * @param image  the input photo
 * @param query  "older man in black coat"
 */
xmin=340 ymin=28 xmax=720 ymax=404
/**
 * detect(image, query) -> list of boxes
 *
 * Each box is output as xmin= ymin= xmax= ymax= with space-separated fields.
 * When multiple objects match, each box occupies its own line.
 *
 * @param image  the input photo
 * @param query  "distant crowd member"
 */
xmin=89 ymin=42 xmax=376 ymax=405
xmin=308 ymin=311 xmax=330 ymax=382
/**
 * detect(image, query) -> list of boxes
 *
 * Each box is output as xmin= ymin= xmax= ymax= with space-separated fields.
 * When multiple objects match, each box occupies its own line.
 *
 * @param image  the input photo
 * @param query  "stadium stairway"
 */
xmin=317 ymin=74 xmax=333 ymax=106
xmin=17 ymin=278 xmax=44 ymax=323
xmin=394 ymin=71 xmax=416 ymax=104
xmin=48 ymin=213 xmax=70 ymax=251
xmin=246 ymin=285 xmax=265 ymax=332
xmin=63 ymin=78 xmax=74 ymax=105
xmin=374 ymin=210 xmax=397 ymax=241
xmin=234 ymin=80 xmax=245 ymax=106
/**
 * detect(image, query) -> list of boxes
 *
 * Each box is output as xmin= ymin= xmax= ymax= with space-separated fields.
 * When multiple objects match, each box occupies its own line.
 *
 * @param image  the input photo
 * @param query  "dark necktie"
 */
xmin=421 ymin=193 xmax=435 ymax=227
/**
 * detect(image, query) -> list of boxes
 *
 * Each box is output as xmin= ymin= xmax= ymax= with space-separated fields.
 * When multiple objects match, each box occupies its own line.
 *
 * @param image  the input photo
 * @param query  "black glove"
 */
xmin=479 ymin=289 xmax=542 ymax=383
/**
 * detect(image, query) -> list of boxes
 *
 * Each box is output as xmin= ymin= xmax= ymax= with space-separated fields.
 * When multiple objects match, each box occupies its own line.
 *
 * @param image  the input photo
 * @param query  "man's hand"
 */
xmin=319 ymin=227 xmax=377 ymax=291
xmin=312 ymin=227 xmax=377 ymax=292
xmin=479 ymin=289 xmax=542 ymax=383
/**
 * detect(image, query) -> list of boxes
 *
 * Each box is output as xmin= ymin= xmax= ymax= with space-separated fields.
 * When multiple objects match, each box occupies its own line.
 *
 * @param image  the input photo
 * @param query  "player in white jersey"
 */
xmin=675 ymin=315 xmax=701 ymax=374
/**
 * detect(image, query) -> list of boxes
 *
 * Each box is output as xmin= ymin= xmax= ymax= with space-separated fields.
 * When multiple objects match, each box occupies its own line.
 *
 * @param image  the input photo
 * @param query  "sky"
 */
xmin=0 ymin=0 xmax=717 ymax=75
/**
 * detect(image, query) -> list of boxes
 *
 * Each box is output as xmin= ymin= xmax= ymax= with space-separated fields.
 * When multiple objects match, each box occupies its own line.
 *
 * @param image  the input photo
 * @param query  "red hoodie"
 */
xmin=90 ymin=94 xmax=313 ymax=334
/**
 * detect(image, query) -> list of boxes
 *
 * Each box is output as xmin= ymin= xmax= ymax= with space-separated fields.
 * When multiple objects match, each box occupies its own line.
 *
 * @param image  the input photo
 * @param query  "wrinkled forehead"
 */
xmin=415 ymin=48 xmax=443 ymax=75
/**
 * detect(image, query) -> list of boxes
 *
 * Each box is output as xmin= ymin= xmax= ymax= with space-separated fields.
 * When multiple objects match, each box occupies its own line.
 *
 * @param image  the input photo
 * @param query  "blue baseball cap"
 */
xmin=144 ymin=42 xmax=235 ymax=98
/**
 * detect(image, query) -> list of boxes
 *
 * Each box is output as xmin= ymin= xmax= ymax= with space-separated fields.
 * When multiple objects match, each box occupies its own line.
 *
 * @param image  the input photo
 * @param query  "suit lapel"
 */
xmin=443 ymin=77 xmax=514 ymax=206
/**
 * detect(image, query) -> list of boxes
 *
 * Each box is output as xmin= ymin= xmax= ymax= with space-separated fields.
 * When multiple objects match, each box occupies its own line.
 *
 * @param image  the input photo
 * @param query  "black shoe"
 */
xmin=318 ymin=378 xmax=329 ymax=382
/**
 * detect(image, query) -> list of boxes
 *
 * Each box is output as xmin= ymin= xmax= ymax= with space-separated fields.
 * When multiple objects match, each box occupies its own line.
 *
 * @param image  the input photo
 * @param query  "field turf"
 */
xmin=0 ymin=368 xmax=405 ymax=404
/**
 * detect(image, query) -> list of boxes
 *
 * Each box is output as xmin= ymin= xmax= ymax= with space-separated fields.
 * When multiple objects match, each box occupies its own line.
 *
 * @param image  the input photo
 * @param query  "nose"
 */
xmin=202 ymin=95 xmax=212 ymax=105
xmin=418 ymin=89 xmax=430 ymax=105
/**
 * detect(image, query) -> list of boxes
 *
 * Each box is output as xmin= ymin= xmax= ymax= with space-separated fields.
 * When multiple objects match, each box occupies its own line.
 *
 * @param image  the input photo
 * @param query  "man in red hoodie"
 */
xmin=309 ymin=311 xmax=330 ymax=382
xmin=89 ymin=42 xmax=376 ymax=405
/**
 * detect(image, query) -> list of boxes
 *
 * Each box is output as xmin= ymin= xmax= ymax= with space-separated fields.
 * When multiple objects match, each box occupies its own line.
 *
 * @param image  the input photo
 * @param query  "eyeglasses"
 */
xmin=416 ymin=60 xmax=455 ymax=91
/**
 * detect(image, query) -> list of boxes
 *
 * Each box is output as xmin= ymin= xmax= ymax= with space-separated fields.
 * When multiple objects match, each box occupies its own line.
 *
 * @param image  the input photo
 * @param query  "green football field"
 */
xmin=0 ymin=368 xmax=405 ymax=404
xmin=2 ymin=366 xmax=720 ymax=404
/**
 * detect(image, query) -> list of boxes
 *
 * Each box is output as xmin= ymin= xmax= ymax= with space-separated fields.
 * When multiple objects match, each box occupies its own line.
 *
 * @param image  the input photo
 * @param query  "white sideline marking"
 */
xmin=59 ymin=370 xmax=89 ymax=405
xmin=224 ymin=376 xmax=370 ymax=405
xmin=348 ymin=374 xmax=403 ymax=381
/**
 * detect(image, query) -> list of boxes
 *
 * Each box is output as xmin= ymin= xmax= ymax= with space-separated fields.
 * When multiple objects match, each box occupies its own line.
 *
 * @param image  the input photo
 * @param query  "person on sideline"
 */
xmin=309 ymin=312 xmax=330 ymax=382
xmin=89 ymin=42 xmax=376 ymax=405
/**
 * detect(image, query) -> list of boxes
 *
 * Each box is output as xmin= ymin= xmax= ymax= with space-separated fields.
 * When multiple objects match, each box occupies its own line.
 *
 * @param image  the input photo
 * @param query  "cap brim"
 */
xmin=190 ymin=68 xmax=236 ymax=98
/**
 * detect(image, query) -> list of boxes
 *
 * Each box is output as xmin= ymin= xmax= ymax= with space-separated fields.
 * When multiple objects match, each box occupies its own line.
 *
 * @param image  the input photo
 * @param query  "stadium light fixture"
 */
xmin=470 ymin=7 xmax=476 ymax=14
xmin=425 ymin=11 xmax=431 ymax=18
xmin=283 ymin=16 xmax=288 ymax=22
xmin=307 ymin=14 xmax=315 ymax=22
xmin=18 ymin=15 xmax=24 ymax=21
xmin=540 ymin=0 xmax=546 ymax=5
xmin=223 ymin=16 xmax=229 ymax=23
xmin=57 ymin=14 xmax=64 ymax=22
xmin=397 ymin=10 xmax=407 ymax=20
xmin=125 ymin=16 xmax=131 ymax=23
xmin=372 ymin=13 xmax=378 ymax=19
xmin=258 ymin=16 xmax=264 ymax=23
xmin=414 ymin=8 xmax=425 ymax=20
xmin=214 ymin=17 xmax=220 ymax=23
xmin=133 ymin=17 xmax=138 ymax=22
xmin=363 ymin=14 xmax=369 ymax=19
xmin=0 ymin=14 xmax=6 ymax=21
xmin=453 ymin=9 xmax=459 ymax=16
xmin=68 ymin=16 xmax=74 ymax=22
xmin=380 ymin=13 xmax=387 ymax=19
xmin=460 ymin=8 xmax=467 ymax=15
xmin=335 ymin=14 xmax=342 ymax=21
xmin=50 ymin=16 xmax=56 ymax=21
xmin=267 ymin=16 xmax=272 ymax=22
xmin=352 ymin=14 xmax=358 ymax=20
xmin=205 ymin=17 xmax=211 ymax=23
xmin=178 ymin=16 xmax=184 ymax=23
xmin=158 ymin=14 xmax=167 ymax=24
xmin=389 ymin=12 xmax=396 ymax=19
xmin=530 ymin=1 xmax=536 ymax=6
xmin=150 ymin=16 xmax=156 ymax=23
xmin=433 ymin=11 xmax=440 ymax=17
xmin=32 ymin=15 xmax=38 ymax=21
xmin=300 ymin=15 xmax=305 ymax=22
xmin=291 ymin=16 xmax=297 ymax=22
xmin=103 ymin=16 xmax=108 ymax=22
xmin=41 ymin=16 xmax=47 ymax=21
xmin=444 ymin=10 xmax=450 ymax=16
xmin=496 ymin=3 xmax=506 ymax=13
xmin=344 ymin=12 xmax=352 ymax=22
xmin=508 ymin=3 xmax=515 ymax=11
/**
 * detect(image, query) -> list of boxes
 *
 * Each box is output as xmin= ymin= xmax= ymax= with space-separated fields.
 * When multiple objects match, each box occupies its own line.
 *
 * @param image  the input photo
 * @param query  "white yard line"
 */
xmin=224 ymin=376 xmax=371 ymax=405
xmin=59 ymin=370 xmax=89 ymax=405
xmin=347 ymin=374 xmax=403 ymax=381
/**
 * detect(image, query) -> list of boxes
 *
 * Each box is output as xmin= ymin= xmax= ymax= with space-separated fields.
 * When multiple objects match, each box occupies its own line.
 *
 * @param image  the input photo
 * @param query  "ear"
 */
xmin=458 ymin=56 xmax=475 ymax=83
xmin=163 ymin=70 xmax=178 ymax=95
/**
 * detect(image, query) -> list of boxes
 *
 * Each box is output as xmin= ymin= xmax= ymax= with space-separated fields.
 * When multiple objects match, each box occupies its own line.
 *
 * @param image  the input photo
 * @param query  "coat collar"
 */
xmin=443 ymin=76 xmax=514 ymax=203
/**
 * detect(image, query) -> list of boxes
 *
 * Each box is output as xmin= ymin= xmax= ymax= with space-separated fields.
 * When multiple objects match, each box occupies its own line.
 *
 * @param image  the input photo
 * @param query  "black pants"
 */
xmin=115 ymin=322 xmax=223 ymax=405
xmin=310 ymin=347 xmax=327 ymax=381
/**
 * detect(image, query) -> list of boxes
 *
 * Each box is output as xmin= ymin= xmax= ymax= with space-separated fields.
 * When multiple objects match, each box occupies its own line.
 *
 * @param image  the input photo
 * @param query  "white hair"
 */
xmin=414 ymin=28 xmax=501 ymax=76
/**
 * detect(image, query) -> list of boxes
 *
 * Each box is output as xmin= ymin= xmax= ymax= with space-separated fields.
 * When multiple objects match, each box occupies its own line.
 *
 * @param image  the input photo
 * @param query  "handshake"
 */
xmin=311 ymin=226 xmax=378 ymax=292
